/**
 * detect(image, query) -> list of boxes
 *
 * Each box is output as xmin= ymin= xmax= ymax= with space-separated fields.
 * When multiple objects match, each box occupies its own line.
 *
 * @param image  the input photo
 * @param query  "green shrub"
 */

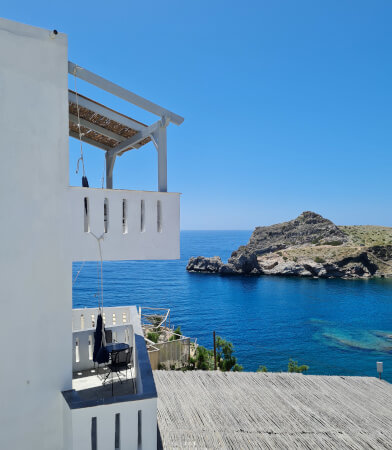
xmin=283 ymin=256 xmax=288 ymax=261
xmin=180 ymin=335 xmax=244 ymax=372
xmin=288 ymin=359 xmax=309 ymax=373
xmin=194 ymin=345 xmax=214 ymax=370
xmin=292 ymin=257 xmax=298 ymax=262
xmin=216 ymin=336 xmax=237 ymax=371
xmin=324 ymin=241 xmax=343 ymax=246
xmin=147 ymin=331 xmax=159 ymax=343
xmin=257 ymin=365 xmax=268 ymax=372
xmin=169 ymin=326 xmax=182 ymax=341
xmin=314 ymin=256 xmax=325 ymax=264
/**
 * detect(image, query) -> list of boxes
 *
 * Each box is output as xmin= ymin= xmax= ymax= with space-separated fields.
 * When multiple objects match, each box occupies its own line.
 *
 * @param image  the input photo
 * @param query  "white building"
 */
xmin=0 ymin=17 xmax=182 ymax=450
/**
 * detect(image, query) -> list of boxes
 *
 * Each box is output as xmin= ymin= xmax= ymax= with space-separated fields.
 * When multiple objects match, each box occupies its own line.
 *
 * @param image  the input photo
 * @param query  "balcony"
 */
xmin=62 ymin=306 xmax=157 ymax=450
xmin=67 ymin=187 xmax=180 ymax=261
xmin=66 ymin=62 xmax=183 ymax=264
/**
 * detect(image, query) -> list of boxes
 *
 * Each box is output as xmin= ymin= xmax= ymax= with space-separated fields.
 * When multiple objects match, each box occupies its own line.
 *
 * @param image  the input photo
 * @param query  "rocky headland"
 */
xmin=186 ymin=211 xmax=392 ymax=279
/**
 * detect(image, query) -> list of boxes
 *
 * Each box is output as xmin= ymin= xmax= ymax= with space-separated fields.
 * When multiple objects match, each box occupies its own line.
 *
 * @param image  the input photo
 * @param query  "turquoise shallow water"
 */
xmin=73 ymin=230 xmax=392 ymax=381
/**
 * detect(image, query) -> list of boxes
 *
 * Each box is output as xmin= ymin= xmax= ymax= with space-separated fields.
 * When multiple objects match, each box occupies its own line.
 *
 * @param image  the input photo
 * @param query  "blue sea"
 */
xmin=73 ymin=230 xmax=392 ymax=381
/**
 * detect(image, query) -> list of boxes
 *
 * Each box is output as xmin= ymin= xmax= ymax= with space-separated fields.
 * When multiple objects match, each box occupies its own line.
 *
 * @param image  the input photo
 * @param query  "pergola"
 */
xmin=68 ymin=62 xmax=184 ymax=191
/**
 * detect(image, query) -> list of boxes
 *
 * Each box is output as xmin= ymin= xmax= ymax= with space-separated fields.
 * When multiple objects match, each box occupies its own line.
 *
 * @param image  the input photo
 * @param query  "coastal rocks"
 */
xmin=186 ymin=211 xmax=392 ymax=279
xmin=186 ymin=256 xmax=261 ymax=275
xmin=227 ymin=251 xmax=260 ymax=274
xmin=257 ymin=253 xmax=376 ymax=279
xmin=368 ymin=245 xmax=392 ymax=261
xmin=186 ymin=256 xmax=223 ymax=273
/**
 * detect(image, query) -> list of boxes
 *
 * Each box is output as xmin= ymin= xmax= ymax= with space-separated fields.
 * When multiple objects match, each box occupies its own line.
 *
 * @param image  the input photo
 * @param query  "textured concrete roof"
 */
xmin=154 ymin=371 xmax=392 ymax=449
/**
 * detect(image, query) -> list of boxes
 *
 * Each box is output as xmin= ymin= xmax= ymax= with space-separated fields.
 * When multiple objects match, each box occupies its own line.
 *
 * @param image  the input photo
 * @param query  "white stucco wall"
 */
xmin=67 ymin=187 xmax=180 ymax=261
xmin=0 ymin=18 xmax=71 ymax=450
xmin=0 ymin=18 xmax=175 ymax=450
xmin=71 ymin=398 xmax=157 ymax=450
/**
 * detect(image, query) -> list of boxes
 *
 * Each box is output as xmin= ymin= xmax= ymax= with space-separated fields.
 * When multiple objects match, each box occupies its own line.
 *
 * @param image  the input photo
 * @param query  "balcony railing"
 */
xmin=72 ymin=306 xmax=132 ymax=331
xmin=73 ymin=324 xmax=133 ymax=372
xmin=63 ymin=306 xmax=158 ymax=450
xmin=67 ymin=187 xmax=180 ymax=261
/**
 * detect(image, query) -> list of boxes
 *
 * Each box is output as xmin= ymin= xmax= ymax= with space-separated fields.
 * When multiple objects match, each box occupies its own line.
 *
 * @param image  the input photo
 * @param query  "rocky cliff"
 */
xmin=186 ymin=212 xmax=392 ymax=279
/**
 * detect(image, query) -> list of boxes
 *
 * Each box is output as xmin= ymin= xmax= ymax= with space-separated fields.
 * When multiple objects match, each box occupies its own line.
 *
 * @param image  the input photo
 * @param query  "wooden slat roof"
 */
xmin=68 ymin=90 xmax=151 ymax=153
xmin=154 ymin=371 xmax=392 ymax=449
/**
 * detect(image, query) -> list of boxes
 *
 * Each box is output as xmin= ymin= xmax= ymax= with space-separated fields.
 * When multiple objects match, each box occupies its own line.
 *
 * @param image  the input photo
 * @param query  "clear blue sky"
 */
xmin=4 ymin=1 xmax=392 ymax=229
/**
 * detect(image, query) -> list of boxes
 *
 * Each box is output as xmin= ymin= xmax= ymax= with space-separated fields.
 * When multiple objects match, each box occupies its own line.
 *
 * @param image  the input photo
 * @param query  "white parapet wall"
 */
xmin=69 ymin=397 xmax=157 ymax=450
xmin=73 ymin=324 xmax=133 ymax=372
xmin=67 ymin=187 xmax=180 ymax=261
xmin=72 ymin=306 xmax=133 ymax=331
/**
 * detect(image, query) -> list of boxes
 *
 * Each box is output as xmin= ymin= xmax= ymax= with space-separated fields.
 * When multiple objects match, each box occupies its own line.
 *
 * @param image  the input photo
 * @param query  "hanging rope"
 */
xmin=72 ymin=260 xmax=86 ymax=287
xmin=90 ymin=232 xmax=105 ymax=311
xmin=73 ymin=67 xmax=89 ymax=187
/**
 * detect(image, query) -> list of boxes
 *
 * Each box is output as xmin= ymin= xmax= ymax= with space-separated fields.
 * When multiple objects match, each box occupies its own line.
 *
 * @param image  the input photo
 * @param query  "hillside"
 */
xmin=339 ymin=225 xmax=392 ymax=246
xmin=186 ymin=212 xmax=392 ymax=279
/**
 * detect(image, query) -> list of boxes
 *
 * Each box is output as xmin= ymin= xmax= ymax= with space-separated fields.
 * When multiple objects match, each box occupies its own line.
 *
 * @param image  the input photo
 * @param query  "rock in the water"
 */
xmin=186 ymin=211 xmax=392 ymax=279
xmin=186 ymin=256 xmax=223 ymax=273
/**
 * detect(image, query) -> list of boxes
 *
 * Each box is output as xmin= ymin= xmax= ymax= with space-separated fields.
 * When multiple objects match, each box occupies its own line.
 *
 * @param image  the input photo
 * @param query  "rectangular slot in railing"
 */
xmin=115 ymin=413 xmax=120 ymax=450
xmin=88 ymin=335 xmax=93 ymax=360
xmin=122 ymin=199 xmax=128 ymax=234
xmin=91 ymin=417 xmax=97 ymax=450
xmin=84 ymin=197 xmax=90 ymax=232
xmin=140 ymin=200 xmax=145 ymax=232
xmin=157 ymin=200 xmax=162 ymax=232
xmin=75 ymin=338 xmax=80 ymax=363
xmin=138 ymin=410 xmax=142 ymax=447
xmin=104 ymin=198 xmax=109 ymax=233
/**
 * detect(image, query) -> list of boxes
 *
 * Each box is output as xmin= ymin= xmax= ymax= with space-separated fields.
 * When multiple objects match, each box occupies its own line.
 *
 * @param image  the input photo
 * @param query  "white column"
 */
xmin=157 ymin=119 xmax=167 ymax=192
xmin=105 ymin=152 xmax=116 ymax=189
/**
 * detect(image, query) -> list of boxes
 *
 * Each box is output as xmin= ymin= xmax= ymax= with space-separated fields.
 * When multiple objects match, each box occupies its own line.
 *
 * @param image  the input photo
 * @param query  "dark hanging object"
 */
xmin=93 ymin=314 xmax=109 ymax=364
xmin=93 ymin=314 xmax=103 ymax=362
xmin=82 ymin=176 xmax=89 ymax=215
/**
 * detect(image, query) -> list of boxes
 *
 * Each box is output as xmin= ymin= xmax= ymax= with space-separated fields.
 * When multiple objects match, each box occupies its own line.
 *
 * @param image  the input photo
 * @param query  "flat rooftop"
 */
xmin=154 ymin=371 xmax=392 ymax=449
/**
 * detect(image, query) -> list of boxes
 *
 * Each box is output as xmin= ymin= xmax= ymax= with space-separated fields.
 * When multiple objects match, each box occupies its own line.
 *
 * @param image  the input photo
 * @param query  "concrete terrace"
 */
xmin=154 ymin=371 xmax=392 ymax=449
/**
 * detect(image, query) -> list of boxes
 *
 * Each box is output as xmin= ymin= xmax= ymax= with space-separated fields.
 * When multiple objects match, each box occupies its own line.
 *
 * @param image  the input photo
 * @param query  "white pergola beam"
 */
xmin=69 ymin=130 xmax=111 ymax=151
xmin=69 ymin=61 xmax=184 ymax=126
xmin=108 ymin=121 xmax=159 ymax=157
xmin=69 ymin=114 xmax=126 ymax=143
xmin=68 ymin=91 xmax=145 ymax=132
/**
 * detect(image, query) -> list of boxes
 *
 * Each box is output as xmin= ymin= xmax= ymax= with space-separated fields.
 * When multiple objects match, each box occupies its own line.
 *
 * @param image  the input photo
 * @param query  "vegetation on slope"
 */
xmin=339 ymin=225 xmax=392 ymax=246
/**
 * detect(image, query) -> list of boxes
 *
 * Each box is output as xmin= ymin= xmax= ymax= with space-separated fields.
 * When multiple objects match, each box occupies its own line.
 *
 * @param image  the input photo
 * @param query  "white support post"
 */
xmin=105 ymin=153 xmax=116 ymax=189
xmin=156 ymin=119 xmax=168 ymax=192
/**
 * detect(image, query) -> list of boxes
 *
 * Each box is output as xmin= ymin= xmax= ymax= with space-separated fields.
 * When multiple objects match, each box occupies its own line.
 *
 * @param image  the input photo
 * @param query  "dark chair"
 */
xmin=108 ymin=347 xmax=134 ymax=395
xmin=105 ymin=329 xmax=113 ymax=344
xmin=110 ymin=347 xmax=133 ymax=381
